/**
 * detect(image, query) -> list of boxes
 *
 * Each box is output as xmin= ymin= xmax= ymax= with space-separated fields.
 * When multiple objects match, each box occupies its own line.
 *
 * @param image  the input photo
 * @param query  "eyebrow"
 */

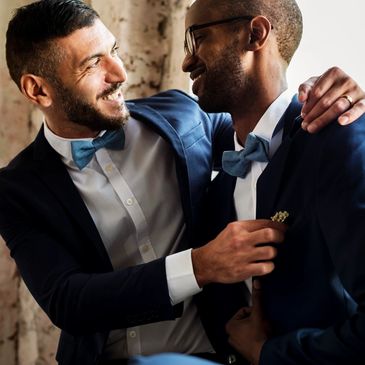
xmin=78 ymin=40 xmax=118 ymax=68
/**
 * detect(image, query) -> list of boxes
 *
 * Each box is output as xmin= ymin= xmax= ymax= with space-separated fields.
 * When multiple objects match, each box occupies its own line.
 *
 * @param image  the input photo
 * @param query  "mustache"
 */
xmin=98 ymin=83 xmax=123 ymax=99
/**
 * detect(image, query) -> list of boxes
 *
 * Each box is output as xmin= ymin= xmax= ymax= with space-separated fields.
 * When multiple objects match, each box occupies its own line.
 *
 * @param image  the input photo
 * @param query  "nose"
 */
xmin=182 ymin=52 xmax=195 ymax=73
xmin=105 ymin=56 xmax=127 ymax=84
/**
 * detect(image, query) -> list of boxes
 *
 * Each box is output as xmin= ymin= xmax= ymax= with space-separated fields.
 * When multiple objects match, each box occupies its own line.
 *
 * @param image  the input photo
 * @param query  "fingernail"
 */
xmin=338 ymin=116 xmax=349 ymax=125
xmin=301 ymin=121 xmax=308 ymax=130
xmin=301 ymin=111 xmax=306 ymax=118
xmin=307 ymin=124 xmax=316 ymax=133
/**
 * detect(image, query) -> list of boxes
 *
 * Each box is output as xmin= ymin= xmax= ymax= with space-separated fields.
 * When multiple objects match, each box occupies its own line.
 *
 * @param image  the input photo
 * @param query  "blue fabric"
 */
xmin=129 ymin=353 xmax=219 ymax=365
xmin=222 ymin=132 xmax=269 ymax=178
xmin=71 ymin=129 xmax=125 ymax=169
xmin=0 ymin=90 xmax=235 ymax=365
xmin=202 ymin=96 xmax=365 ymax=364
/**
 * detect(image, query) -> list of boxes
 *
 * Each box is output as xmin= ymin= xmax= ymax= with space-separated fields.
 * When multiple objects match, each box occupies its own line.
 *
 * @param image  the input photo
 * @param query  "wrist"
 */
xmin=191 ymin=247 xmax=211 ymax=287
xmin=249 ymin=340 xmax=264 ymax=365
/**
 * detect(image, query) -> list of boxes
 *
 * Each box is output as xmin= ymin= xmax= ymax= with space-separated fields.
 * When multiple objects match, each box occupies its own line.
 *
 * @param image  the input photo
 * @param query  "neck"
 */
xmin=231 ymin=73 xmax=287 ymax=146
xmin=44 ymin=113 xmax=100 ymax=139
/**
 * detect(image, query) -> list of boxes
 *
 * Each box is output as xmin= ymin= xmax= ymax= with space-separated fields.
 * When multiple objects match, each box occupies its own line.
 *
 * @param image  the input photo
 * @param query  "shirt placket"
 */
xmin=95 ymin=148 xmax=157 ymax=355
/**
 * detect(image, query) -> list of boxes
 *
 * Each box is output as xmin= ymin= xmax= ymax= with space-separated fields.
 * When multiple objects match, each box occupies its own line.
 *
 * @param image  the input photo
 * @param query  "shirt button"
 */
xmin=105 ymin=163 xmax=113 ymax=173
xmin=126 ymin=198 xmax=134 ymax=206
xmin=129 ymin=330 xmax=136 ymax=338
xmin=141 ymin=244 xmax=149 ymax=253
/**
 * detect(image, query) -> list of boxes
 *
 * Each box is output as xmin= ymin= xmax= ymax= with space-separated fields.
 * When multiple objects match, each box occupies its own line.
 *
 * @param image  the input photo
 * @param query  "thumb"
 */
xmin=252 ymin=278 xmax=264 ymax=317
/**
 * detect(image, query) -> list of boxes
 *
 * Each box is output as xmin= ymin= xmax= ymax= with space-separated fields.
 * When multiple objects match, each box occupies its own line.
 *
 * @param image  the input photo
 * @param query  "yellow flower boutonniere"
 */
xmin=270 ymin=211 xmax=289 ymax=223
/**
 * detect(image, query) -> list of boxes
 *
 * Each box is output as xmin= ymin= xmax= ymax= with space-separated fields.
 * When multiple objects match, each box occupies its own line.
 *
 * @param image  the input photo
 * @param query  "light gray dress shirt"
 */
xmin=44 ymin=117 xmax=213 ymax=357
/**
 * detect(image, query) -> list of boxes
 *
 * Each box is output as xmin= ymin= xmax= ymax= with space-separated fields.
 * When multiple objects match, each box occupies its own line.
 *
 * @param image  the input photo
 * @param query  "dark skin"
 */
xmin=182 ymin=0 xmax=365 ymax=362
xmin=226 ymin=280 xmax=270 ymax=365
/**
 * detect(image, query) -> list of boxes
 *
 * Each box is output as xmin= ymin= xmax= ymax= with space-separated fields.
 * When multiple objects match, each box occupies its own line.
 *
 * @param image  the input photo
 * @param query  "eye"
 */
xmin=111 ymin=46 xmax=120 ymax=57
xmin=87 ymin=58 xmax=101 ymax=70
xmin=194 ymin=34 xmax=205 ymax=48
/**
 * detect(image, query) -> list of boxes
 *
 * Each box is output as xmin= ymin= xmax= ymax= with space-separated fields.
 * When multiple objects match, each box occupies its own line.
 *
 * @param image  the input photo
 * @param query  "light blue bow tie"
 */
xmin=71 ymin=129 xmax=125 ymax=170
xmin=222 ymin=132 xmax=269 ymax=178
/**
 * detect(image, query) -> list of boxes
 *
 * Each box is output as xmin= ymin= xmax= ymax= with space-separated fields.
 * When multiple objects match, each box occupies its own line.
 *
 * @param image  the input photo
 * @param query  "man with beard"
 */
xmin=1 ymin=1 xmax=365 ymax=365
xmin=180 ymin=0 xmax=365 ymax=364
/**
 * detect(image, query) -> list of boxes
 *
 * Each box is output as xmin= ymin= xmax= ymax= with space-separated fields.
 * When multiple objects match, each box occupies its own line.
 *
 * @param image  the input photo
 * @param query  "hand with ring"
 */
xmin=297 ymin=66 xmax=365 ymax=133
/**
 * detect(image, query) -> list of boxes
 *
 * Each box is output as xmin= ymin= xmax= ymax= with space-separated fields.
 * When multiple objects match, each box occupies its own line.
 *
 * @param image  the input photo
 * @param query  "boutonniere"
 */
xmin=270 ymin=211 xmax=289 ymax=223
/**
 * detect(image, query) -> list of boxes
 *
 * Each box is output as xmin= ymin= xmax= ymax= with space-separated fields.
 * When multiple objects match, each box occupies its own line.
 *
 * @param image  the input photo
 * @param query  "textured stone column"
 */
xmin=0 ymin=1 xmax=191 ymax=364
xmin=91 ymin=0 xmax=190 ymax=97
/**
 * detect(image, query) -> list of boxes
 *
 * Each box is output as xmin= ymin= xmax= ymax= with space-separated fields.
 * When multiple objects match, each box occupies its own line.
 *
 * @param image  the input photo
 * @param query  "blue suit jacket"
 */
xmin=0 ymin=90 xmax=235 ymax=365
xmin=203 ymin=97 xmax=365 ymax=364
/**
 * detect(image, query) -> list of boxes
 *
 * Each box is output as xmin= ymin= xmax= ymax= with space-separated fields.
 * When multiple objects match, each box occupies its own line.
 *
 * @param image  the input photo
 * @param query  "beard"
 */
xmin=197 ymin=43 xmax=249 ymax=114
xmin=52 ymin=79 xmax=130 ymax=132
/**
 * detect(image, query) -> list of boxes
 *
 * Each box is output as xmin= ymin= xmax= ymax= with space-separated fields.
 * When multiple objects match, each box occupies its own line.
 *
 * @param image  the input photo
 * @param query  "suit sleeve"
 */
xmin=260 ymin=118 xmax=365 ymax=365
xmin=0 ymin=170 xmax=181 ymax=336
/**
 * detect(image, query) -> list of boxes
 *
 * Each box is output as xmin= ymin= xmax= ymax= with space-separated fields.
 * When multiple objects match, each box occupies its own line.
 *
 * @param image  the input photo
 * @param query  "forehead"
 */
xmin=185 ymin=0 xmax=222 ymax=28
xmin=55 ymin=18 xmax=115 ymax=67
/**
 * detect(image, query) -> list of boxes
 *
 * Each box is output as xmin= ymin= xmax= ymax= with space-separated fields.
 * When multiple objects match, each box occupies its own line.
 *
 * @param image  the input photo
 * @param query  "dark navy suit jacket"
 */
xmin=0 ymin=90 xmax=237 ymax=365
xmin=203 ymin=97 xmax=365 ymax=364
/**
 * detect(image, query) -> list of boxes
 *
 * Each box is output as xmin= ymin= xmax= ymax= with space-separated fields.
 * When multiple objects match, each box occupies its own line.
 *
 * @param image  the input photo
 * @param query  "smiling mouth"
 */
xmin=101 ymin=87 xmax=123 ymax=102
xmin=190 ymin=67 xmax=205 ymax=82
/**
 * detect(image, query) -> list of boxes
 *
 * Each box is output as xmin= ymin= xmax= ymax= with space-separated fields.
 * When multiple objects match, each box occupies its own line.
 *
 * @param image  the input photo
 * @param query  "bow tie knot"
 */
xmin=222 ymin=132 xmax=269 ymax=178
xmin=71 ymin=129 xmax=125 ymax=170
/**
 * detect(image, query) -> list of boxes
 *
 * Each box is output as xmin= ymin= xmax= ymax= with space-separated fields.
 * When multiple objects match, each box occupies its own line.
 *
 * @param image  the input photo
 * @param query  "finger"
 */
xmin=235 ymin=219 xmax=288 ymax=233
xmin=300 ymin=69 xmax=336 ymax=118
xmin=338 ymin=99 xmax=365 ymax=125
xmin=298 ymin=77 xmax=317 ymax=103
xmin=234 ymin=306 xmax=252 ymax=320
xmin=249 ymin=245 xmax=277 ymax=262
xmin=242 ymin=227 xmax=286 ymax=247
xmin=251 ymin=279 xmax=264 ymax=316
xmin=297 ymin=76 xmax=318 ymax=104
xmin=245 ymin=261 xmax=275 ymax=277
xmin=303 ymin=96 xmax=354 ymax=133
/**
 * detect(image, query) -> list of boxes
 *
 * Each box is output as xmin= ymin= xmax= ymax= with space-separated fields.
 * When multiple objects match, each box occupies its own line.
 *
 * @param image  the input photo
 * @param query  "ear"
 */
xmin=246 ymin=16 xmax=272 ymax=51
xmin=20 ymin=74 xmax=53 ymax=108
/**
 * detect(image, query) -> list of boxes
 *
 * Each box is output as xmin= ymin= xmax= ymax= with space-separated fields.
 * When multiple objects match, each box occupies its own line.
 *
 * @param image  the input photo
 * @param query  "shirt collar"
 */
xmin=234 ymin=89 xmax=292 ymax=151
xmin=43 ymin=121 xmax=106 ymax=165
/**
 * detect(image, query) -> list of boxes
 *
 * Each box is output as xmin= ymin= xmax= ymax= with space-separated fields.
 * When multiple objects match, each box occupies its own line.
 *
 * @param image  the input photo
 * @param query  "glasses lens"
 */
xmin=185 ymin=30 xmax=195 ymax=55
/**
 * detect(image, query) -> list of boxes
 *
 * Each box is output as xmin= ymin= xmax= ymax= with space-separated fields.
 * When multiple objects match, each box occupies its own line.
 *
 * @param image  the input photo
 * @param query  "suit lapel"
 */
xmin=256 ymin=96 xmax=303 ymax=219
xmin=32 ymin=128 xmax=111 ymax=266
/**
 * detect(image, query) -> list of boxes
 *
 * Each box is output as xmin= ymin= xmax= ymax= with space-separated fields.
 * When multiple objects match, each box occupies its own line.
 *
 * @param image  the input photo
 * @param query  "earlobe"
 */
xmin=20 ymin=74 xmax=53 ymax=108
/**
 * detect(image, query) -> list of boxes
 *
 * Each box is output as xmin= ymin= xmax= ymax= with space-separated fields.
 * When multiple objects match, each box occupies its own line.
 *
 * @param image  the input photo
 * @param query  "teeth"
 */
xmin=193 ymin=74 xmax=202 ymax=82
xmin=103 ymin=89 xmax=121 ymax=101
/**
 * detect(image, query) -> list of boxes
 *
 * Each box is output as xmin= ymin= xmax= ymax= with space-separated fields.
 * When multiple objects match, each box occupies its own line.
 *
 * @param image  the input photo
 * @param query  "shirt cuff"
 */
xmin=165 ymin=248 xmax=202 ymax=305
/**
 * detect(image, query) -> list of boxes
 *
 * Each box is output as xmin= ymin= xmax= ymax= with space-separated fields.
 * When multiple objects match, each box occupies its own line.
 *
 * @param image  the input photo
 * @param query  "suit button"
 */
xmin=228 ymin=354 xmax=236 ymax=364
xmin=129 ymin=330 xmax=136 ymax=338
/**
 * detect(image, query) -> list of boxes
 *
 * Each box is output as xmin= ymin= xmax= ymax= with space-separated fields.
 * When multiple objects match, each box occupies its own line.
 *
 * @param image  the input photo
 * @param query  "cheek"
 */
xmin=78 ymin=75 xmax=105 ymax=101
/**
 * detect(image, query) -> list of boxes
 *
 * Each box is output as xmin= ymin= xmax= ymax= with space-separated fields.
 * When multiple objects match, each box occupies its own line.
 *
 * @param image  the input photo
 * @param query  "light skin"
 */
xmin=20 ymin=18 xmax=129 ymax=139
xmin=182 ymin=0 xmax=365 ymax=363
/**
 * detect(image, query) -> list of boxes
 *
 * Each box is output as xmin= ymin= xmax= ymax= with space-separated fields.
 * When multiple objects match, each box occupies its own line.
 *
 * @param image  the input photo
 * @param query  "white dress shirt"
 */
xmin=44 ymin=117 xmax=213 ymax=357
xmin=233 ymin=90 xmax=292 ymax=293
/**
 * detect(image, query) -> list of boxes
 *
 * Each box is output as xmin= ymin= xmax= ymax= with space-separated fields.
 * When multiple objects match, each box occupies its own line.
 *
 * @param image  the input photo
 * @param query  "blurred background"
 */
xmin=0 ymin=1 xmax=364 ymax=364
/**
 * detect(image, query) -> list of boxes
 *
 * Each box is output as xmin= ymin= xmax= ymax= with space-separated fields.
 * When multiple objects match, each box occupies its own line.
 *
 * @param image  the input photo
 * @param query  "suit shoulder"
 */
xmin=317 ymin=114 xmax=365 ymax=151
xmin=127 ymin=89 xmax=197 ymax=109
xmin=127 ymin=89 xmax=232 ymax=129
xmin=0 ymin=142 xmax=36 ymax=183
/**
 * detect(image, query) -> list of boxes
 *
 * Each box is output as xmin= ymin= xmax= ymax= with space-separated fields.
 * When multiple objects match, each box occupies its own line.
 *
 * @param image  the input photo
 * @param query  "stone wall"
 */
xmin=0 ymin=1 xmax=190 ymax=364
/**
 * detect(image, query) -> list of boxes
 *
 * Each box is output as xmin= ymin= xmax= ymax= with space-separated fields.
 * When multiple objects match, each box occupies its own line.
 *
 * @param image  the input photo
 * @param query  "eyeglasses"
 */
xmin=184 ymin=16 xmax=254 ymax=56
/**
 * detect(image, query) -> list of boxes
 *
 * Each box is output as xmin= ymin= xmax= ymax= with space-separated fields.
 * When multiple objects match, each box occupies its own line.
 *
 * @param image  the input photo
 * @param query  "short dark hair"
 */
xmin=6 ymin=0 xmax=99 ymax=89
xmin=212 ymin=0 xmax=303 ymax=64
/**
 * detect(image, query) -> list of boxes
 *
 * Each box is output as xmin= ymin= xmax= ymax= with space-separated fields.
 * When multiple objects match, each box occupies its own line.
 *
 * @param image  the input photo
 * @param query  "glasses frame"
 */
xmin=184 ymin=15 xmax=254 ymax=56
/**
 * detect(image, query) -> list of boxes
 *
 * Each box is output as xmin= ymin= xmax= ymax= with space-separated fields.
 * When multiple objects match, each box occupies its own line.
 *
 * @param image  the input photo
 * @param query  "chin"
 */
xmin=197 ymin=96 xmax=223 ymax=113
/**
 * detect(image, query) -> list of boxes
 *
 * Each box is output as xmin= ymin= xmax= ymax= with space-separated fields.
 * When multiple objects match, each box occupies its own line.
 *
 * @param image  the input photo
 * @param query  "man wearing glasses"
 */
xmin=180 ymin=0 xmax=365 ymax=364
